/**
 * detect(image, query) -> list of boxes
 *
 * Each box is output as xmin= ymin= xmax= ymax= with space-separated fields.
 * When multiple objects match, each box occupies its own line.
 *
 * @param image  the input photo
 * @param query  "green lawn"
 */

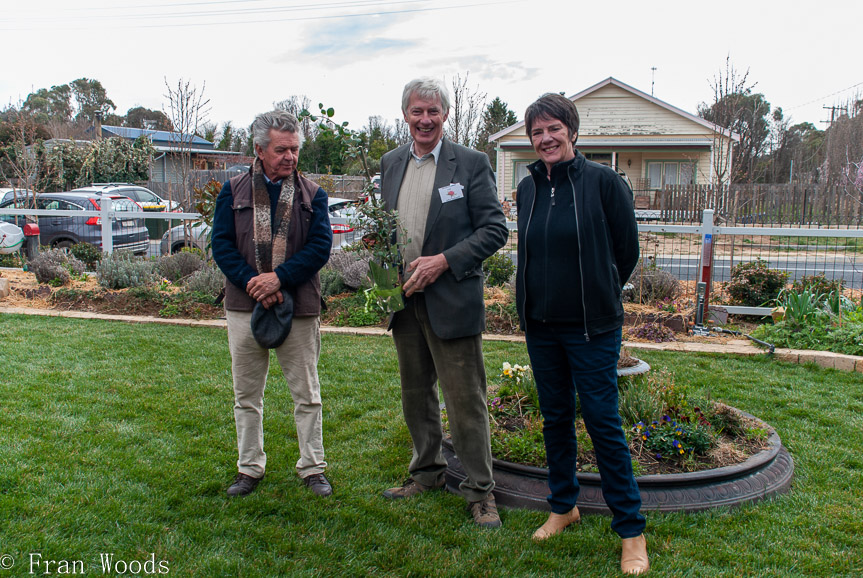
xmin=1 ymin=314 xmax=861 ymax=577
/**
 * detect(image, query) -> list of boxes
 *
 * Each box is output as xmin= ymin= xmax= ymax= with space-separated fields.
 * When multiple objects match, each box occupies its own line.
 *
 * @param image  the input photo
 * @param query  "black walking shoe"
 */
xmin=226 ymin=473 xmax=263 ymax=497
xmin=303 ymin=473 xmax=333 ymax=497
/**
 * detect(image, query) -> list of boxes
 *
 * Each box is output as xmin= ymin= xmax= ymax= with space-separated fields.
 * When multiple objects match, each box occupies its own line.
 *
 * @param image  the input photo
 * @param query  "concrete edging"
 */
xmin=1 ymin=305 xmax=861 ymax=373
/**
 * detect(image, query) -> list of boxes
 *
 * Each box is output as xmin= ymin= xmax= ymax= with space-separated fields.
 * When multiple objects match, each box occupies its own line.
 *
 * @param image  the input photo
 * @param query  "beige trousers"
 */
xmin=226 ymin=310 xmax=326 ymax=479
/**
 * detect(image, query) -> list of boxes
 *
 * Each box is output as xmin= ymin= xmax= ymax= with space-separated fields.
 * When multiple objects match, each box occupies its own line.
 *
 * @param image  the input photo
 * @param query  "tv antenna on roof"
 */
xmin=651 ymin=67 xmax=657 ymax=96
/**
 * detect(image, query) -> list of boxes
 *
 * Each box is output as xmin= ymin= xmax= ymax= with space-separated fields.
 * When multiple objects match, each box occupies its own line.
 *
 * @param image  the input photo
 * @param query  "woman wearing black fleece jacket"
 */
xmin=515 ymin=93 xmax=648 ymax=575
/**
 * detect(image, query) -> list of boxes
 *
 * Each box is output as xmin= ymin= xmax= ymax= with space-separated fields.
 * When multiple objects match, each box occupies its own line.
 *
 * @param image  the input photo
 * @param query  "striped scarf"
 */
xmin=252 ymin=157 xmax=295 ymax=273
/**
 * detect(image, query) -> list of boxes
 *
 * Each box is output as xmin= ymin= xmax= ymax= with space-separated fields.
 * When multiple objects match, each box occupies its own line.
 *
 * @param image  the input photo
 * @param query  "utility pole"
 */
xmin=650 ymin=67 xmax=657 ymax=96
xmin=822 ymin=105 xmax=842 ymax=127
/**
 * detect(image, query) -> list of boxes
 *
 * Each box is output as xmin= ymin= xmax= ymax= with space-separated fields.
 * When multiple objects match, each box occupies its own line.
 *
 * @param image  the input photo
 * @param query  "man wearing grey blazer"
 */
xmin=379 ymin=77 xmax=508 ymax=528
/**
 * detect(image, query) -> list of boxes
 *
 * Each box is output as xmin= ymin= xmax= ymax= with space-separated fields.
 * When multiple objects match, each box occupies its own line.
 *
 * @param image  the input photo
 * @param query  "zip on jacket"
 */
xmin=519 ymin=163 xmax=591 ymax=341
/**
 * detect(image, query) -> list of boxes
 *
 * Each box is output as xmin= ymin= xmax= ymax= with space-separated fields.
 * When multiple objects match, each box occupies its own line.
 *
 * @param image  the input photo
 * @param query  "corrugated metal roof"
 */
xmin=152 ymin=146 xmax=241 ymax=155
xmin=102 ymin=125 xmax=213 ymax=148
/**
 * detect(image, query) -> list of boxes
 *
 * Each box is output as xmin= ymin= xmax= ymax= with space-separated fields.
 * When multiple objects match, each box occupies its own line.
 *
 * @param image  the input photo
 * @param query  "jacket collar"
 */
xmin=528 ymin=149 xmax=585 ymax=178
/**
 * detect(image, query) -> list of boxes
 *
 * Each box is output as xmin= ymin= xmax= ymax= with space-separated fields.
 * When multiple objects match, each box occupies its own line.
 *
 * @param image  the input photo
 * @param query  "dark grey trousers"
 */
xmin=391 ymin=294 xmax=495 ymax=503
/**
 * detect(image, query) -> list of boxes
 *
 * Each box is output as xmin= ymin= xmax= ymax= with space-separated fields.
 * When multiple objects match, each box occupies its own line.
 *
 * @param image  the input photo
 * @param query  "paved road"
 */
xmin=503 ymin=250 xmax=863 ymax=289
xmin=653 ymin=255 xmax=863 ymax=289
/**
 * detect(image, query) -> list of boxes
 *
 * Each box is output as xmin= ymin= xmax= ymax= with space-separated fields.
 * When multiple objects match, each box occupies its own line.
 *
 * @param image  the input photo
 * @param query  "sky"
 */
xmin=3 ymin=0 xmax=862 ymax=137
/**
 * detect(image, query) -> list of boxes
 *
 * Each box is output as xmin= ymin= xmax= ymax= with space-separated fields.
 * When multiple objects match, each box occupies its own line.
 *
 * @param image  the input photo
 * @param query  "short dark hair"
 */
xmin=524 ymin=93 xmax=580 ymax=142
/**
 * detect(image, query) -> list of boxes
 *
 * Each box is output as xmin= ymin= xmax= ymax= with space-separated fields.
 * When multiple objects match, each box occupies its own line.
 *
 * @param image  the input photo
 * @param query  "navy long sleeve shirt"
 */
xmin=211 ymin=178 xmax=332 ymax=293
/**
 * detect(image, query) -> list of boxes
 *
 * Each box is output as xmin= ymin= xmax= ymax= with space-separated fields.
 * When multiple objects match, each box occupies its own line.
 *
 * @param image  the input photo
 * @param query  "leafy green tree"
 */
xmin=70 ymin=78 xmax=116 ymax=123
xmin=477 ymin=97 xmax=518 ymax=166
xmin=298 ymin=129 xmax=346 ymax=174
xmin=22 ymin=85 xmax=73 ymax=125
xmin=216 ymin=122 xmax=234 ymax=151
xmin=125 ymin=106 xmax=172 ymax=130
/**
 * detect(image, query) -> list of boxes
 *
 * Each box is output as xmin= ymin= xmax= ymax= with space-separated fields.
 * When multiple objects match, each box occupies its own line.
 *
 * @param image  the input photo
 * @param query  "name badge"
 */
xmin=438 ymin=183 xmax=464 ymax=203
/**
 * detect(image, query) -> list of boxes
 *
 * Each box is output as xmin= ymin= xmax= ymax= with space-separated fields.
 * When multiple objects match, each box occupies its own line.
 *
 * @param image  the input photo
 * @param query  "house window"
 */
xmin=512 ymin=161 xmax=531 ymax=188
xmin=584 ymin=153 xmax=612 ymax=167
xmin=646 ymin=161 xmax=696 ymax=188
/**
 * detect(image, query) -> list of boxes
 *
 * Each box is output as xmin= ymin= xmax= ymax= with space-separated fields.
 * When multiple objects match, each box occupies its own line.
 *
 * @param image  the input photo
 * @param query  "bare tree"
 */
xmin=0 ymin=106 xmax=44 ymax=239
xmin=697 ymin=56 xmax=752 ymax=189
xmin=162 ymin=77 xmax=211 ymax=211
xmin=821 ymin=94 xmax=863 ymax=220
xmin=393 ymin=118 xmax=411 ymax=146
xmin=274 ymin=95 xmax=316 ymax=142
xmin=445 ymin=72 xmax=486 ymax=148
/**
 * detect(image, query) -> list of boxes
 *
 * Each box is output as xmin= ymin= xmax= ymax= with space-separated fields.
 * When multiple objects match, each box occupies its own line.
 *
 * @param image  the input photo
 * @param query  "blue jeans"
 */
xmin=525 ymin=322 xmax=645 ymax=538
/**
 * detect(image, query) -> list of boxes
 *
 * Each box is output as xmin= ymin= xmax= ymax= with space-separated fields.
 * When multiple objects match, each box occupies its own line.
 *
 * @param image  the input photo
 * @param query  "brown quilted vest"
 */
xmin=223 ymin=171 xmax=323 ymax=316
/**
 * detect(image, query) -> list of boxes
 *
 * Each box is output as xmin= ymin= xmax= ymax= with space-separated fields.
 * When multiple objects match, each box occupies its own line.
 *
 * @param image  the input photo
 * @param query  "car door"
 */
xmin=37 ymin=198 xmax=79 ymax=245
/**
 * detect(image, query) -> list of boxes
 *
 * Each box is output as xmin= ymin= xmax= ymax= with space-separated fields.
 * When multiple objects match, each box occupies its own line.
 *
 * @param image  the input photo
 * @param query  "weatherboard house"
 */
xmin=98 ymin=125 xmax=244 ymax=183
xmin=489 ymin=77 xmax=739 ymax=204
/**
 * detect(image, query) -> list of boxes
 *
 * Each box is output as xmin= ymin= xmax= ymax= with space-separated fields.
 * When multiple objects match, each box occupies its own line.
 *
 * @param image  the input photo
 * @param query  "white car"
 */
xmin=74 ymin=184 xmax=182 ymax=212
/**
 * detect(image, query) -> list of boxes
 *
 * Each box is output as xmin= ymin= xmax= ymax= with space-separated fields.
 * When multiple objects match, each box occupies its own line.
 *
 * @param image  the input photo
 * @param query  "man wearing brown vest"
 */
xmin=379 ymin=78 xmax=508 ymax=527
xmin=212 ymin=110 xmax=333 ymax=498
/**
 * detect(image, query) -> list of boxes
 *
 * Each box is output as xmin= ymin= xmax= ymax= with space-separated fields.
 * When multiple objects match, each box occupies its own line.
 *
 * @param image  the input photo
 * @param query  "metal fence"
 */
xmin=503 ymin=209 xmax=863 ymax=315
xmin=632 ymin=181 xmax=863 ymax=227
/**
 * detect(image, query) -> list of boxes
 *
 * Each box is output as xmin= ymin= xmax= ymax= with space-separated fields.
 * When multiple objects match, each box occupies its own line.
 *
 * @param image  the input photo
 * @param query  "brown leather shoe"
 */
xmin=382 ymin=477 xmax=444 ymax=499
xmin=468 ymin=495 xmax=502 ymax=528
xmin=302 ymin=473 xmax=333 ymax=497
xmin=227 ymin=473 xmax=263 ymax=497
xmin=621 ymin=534 xmax=649 ymax=575
xmin=532 ymin=507 xmax=581 ymax=540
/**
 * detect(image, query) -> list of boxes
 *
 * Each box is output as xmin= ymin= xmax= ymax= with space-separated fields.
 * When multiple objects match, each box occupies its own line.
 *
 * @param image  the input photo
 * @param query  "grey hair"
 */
xmin=401 ymin=77 xmax=451 ymax=115
xmin=251 ymin=110 xmax=304 ymax=150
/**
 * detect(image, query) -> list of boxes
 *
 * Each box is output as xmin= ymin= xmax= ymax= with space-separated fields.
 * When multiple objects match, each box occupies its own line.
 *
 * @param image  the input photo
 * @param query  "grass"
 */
xmin=1 ymin=314 xmax=862 ymax=577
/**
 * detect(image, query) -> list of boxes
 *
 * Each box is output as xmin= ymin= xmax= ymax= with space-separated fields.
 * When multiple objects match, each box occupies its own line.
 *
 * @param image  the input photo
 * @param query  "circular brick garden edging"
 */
xmin=442 ymin=408 xmax=793 ymax=514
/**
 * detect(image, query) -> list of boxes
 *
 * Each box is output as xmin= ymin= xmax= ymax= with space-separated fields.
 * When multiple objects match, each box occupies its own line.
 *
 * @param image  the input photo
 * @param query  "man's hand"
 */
xmin=246 ymin=272 xmax=282 ymax=302
xmin=402 ymin=254 xmax=448 ymax=297
xmin=259 ymin=291 xmax=283 ymax=310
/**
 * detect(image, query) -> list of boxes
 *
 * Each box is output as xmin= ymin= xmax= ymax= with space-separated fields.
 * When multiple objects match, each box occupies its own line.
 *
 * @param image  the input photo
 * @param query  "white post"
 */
xmin=101 ymin=197 xmax=114 ymax=254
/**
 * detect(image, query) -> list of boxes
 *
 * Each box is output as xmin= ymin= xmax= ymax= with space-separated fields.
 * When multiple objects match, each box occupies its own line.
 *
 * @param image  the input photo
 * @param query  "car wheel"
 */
xmin=54 ymin=239 xmax=75 ymax=250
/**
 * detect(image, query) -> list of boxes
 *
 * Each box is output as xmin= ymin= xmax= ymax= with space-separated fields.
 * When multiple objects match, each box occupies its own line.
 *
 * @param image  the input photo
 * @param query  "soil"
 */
xmin=0 ymin=268 xmax=223 ymax=319
xmin=2 ymin=267 xmax=761 ymax=340
xmin=487 ymin=408 xmax=771 ymax=476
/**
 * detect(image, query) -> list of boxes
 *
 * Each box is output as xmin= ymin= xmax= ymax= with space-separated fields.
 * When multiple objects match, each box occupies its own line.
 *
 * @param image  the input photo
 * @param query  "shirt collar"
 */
xmin=410 ymin=138 xmax=443 ymax=165
xmin=263 ymin=173 xmax=282 ymax=186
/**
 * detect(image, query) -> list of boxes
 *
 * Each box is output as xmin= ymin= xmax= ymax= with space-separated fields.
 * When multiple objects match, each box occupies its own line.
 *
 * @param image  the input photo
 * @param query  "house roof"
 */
xmin=499 ymin=137 xmax=715 ymax=149
xmin=101 ymin=125 xmax=214 ymax=149
xmin=489 ymin=77 xmax=741 ymax=143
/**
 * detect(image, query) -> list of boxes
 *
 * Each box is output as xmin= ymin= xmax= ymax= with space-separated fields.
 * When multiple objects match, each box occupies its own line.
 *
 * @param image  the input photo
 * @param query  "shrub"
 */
xmin=726 ymin=259 xmax=788 ymax=306
xmin=157 ymin=250 xmax=205 ymax=283
xmin=619 ymin=378 xmax=665 ymax=426
xmin=326 ymin=251 xmax=369 ymax=290
xmin=329 ymin=291 xmax=386 ymax=327
xmin=625 ymin=260 xmax=679 ymax=304
xmin=791 ymin=273 xmax=844 ymax=297
xmin=29 ymin=248 xmax=85 ymax=285
xmin=320 ymin=268 xmax=346 ymax=298
xmin=0 ymin=252 xmax=24 ymax=268
xmin=626 ymin=322 xmax=676 ymax=342
xmin=777 ymin=288 xmax=823 ymax=326
xmin=483 ymin=252 xmax=515 ymax=287
xmin=69 ymin=242 xmax=102 ymax=270
xmin=182 ymin=263 xmax=225 ymax=297
xmin=97 ymin=252 xmax=158 ymax=289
